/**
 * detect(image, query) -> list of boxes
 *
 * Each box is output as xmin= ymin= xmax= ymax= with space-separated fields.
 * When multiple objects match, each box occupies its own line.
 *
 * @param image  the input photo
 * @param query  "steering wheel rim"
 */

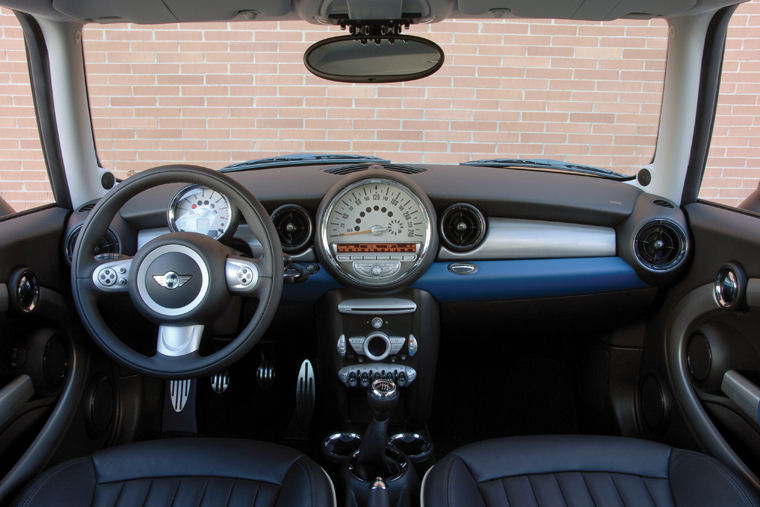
xmin=71 ymin=165 xmax=283 ymax=378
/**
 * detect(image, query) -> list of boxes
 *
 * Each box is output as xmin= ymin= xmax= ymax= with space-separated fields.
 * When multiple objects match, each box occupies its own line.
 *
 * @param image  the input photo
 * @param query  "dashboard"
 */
xmin=64 ymin=162 xmax=692 ymax=303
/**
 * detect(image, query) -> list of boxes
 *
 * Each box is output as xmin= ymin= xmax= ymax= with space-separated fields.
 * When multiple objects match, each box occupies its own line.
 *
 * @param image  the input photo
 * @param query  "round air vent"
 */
xmin=271 ymin=204 xmax=313 ymax=253
xmin=440 ymin=203 xmax=487 ymax=252
xmin=64 ymin=226 xmax=120 ymax=264
xmin=633 ymin=219 xmax=688 ymax=272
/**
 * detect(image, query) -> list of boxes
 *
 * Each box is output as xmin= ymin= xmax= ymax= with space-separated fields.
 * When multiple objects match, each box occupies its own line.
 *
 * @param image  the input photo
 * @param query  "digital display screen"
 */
xmin=337 ymin=243 xmax=417 ymax=253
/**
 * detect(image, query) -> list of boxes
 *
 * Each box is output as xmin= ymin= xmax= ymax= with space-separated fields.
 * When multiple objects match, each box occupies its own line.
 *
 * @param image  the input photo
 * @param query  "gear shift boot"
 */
xmin=355 ymin=379 xmax=399 ymax=481
xmin=343 ymin=379 xmax=418 ymax=506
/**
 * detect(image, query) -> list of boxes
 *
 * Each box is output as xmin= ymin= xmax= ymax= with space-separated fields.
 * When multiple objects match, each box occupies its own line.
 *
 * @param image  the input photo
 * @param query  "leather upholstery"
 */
xmin=12 ymin=438 xmax=335 ymax=507
xmin=422 ymin=435 xmax=760 ymax=507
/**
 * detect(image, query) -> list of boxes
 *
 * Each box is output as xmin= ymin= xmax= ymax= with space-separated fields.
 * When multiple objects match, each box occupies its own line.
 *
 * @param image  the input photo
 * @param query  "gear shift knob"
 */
xmin=367 ymin=379 xmax=398 ymax=421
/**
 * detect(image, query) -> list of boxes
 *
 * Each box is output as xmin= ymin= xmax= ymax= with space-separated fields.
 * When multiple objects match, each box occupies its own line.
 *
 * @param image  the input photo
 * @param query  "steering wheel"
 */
xmin=71 ymin=165 xmax=283 ymax=378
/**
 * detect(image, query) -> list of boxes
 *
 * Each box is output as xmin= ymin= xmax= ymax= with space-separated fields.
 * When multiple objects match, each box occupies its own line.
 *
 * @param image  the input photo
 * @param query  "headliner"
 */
xmin=0 ymin=0 xmax=743 ymax=25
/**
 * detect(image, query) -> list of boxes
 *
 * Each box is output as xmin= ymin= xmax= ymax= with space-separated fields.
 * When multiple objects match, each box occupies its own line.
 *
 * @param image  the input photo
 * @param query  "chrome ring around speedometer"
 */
xmin=168 ymin=184 xmax=237 ymax=240
xmin=315 ymin=171 xmax=437 ymax=290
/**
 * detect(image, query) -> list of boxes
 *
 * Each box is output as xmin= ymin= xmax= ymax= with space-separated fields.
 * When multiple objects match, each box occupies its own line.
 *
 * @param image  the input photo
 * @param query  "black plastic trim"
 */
xmin=681 ymin=6 xmax=737 ymax=205
xmin=0 ymin=289 xmax=89 ymax=504
xmin=14 ymin=12 xmax=71 ymax=210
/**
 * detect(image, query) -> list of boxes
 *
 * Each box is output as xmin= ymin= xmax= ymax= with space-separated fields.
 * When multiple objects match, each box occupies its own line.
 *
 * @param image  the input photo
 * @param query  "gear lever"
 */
xmin=355 ymin=379 xmax=399 ymax=481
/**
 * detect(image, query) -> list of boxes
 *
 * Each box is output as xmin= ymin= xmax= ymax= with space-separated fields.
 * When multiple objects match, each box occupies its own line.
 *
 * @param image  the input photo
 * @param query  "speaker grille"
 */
xmin=271 ymin=204 xmax=312 ymax=253
xmin=440 ymin=203 xmax=486 ymax=252
xmin=634 ymin=219 xmax=687 ymax=271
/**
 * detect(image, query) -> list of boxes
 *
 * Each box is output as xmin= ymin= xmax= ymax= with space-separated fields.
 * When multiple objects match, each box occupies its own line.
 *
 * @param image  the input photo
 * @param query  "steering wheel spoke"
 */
xmin=91 ymin=257 xmax=134 ymax=294
xmin=225 ymin=257 xmax=261 ymax=295
xmin=156 ymin=324 xmax=204 ymax=357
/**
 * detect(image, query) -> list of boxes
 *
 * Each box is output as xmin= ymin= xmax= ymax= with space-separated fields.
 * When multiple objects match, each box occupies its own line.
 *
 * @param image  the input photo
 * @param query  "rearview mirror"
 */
xmin=304 ymin=35 xmax=444 ymax=83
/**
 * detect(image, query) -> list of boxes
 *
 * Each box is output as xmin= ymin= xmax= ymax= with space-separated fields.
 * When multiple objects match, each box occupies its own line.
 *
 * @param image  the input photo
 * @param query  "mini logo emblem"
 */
xmin=152 ymin=271 xmax=191 ymax=290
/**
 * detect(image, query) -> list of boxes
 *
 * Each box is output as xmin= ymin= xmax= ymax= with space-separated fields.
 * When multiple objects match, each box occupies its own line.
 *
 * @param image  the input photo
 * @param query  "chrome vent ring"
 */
xmin=440 ymin=203 xmax=487 ymax=252
xmin=271 ymin=204 xmax=313 ymax=253
xmin=633 ymin=219 xmax=688 ymax=272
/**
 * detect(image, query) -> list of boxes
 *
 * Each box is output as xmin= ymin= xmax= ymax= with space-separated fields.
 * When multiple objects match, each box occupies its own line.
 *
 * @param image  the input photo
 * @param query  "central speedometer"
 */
xmin=316 ymin=171 xmax=437 ymax=290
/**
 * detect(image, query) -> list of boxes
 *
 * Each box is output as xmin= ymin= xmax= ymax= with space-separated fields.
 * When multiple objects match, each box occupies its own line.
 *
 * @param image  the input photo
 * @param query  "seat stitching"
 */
xmin=526 ymin=475 xmax=539 ymax=507
xmin=501 ymin=478 xmax=512 ymax=507
xmin=294 ymin=457 xmax=314 ymax=506
xmin=639 ymin=476 xmax=657 ymax=507
xmin=168 ymin=478 xmax=182 ymax=507
xmin=141 ymin=478 xmax=154 ymax=507
xmin=250 ymin=483 xmax=260 ymax=507
xmin=608 ymin=473 xmax=626 ymax=507
xmin=553 ymin=474 xmax=569 ymax=507
xmin=95 ymin=475 xmax=282 ymax=487
xmin=112 ymin=481 xmax=126 ymax=507
xmin=665 ymin=448 xmax=676 ymax=507
xmin=580 ymin=472 xmax=598 ymax=507
xmin=197 ymin=479 xmax=209 ymax=507
xmin=18 ymin=457 xmax=92 ymax=507
xmin=486 ymin=470 xmax=670 ymax=482
xmin=224 ymin=480 xmax=235 ymax=507
xmin=672 ymin=451 xmax=758 ymax=507
xmin=445 ymin=458 xmax=456 ymax=507
xmin=452 ymin=455 xmax=489 ymax=506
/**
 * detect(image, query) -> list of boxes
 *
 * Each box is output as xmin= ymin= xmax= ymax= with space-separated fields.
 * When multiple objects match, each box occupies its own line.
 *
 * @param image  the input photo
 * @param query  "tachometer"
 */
xmin=168 ymin=185 xmax=235 ymax=240
xmin=316 ymin=171 xmax=437 ymax=289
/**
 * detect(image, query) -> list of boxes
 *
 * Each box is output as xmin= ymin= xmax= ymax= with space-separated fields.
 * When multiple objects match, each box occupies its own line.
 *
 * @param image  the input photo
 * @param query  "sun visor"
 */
xmin=457 ymin=0 xmax=698 ymax=19
xmin=52 ymin=0 xmax=292 ymax=24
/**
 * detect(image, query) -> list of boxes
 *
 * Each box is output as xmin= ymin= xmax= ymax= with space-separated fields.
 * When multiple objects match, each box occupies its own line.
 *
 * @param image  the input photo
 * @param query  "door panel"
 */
xmin=639 ymin=201 xmax=760 ymax=489
xmin=0 ymin=206 xmax=90 ymax=502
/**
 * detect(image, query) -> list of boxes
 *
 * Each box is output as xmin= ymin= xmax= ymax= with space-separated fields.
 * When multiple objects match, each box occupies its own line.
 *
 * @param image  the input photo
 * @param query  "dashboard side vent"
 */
xmin=78 ymin=201 xmax=98 ymax=212
xmin=634 ymin=219 xmax=688 ymax=272
xmin=64 ymin=226 xmax=121 ymax=264
xmin=652 ymin=199 xmax=674 ymax=209
xmin=324 ymin=163 xmax=427 ymax=176
xmin=271 ymin=204 xmax=313 ymax=253
xmin=440 ymin=203 xmax=487 ymax=252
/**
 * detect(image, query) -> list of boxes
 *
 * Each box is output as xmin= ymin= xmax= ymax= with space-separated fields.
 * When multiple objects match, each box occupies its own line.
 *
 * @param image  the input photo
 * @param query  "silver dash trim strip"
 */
xmin=438 ymin=218 xmax=616 ymax=260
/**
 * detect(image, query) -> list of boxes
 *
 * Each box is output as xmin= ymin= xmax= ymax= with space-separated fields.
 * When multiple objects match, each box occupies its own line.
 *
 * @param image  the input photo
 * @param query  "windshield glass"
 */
xmin=83 ymin=18 xmax=668 ymax=179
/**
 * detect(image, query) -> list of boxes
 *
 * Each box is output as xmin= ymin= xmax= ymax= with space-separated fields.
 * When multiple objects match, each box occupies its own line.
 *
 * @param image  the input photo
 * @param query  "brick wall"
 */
xmin=700 ymin=0 xmax=760 ymax=206
xmin=0 ymin=5 xmax=757 ymax=212
xmin=83 ymin=18 xmax=668 ymax=179
xmin=0 ymin=12 xmax=53 ymax=211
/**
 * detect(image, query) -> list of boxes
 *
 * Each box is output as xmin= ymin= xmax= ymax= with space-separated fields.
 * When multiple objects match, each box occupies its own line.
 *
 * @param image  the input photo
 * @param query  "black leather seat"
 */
xmin=422 ymin=435 xmax=760 ymax=506
xmin=12 ymin=438 xmax=335 ymax=507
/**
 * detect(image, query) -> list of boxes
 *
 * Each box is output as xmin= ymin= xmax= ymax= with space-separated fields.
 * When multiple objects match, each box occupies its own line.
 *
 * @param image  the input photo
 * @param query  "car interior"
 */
xmin=1 ymin=0 xmax=760 ymax=506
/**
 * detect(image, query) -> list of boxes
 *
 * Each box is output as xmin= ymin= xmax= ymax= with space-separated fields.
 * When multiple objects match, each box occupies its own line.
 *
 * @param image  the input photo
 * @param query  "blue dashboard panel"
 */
xmin=281 ymin=258 xmax=647 ymax=303
xmin=412 ymin=258 xmax=648 ymax=302
xmin=281 ymin=266 xmax=342 ymax=302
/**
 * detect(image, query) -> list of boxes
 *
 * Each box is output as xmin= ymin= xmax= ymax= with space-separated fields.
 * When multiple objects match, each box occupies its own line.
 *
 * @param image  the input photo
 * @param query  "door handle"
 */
xmin=0 ymin=375 xmax=34 ymax=428
xmin=721 ymin=370 xmax=760 ymax=426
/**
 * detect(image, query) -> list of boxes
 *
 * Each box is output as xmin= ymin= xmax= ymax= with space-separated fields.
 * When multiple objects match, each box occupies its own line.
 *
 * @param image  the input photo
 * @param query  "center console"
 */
xmin=317 ymin=288 xmax=439 ymax=429
xmin=316 ymin=288 xmax=439 ymax=506
xmin=312 ymin=171 xmax=441 ymax=506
